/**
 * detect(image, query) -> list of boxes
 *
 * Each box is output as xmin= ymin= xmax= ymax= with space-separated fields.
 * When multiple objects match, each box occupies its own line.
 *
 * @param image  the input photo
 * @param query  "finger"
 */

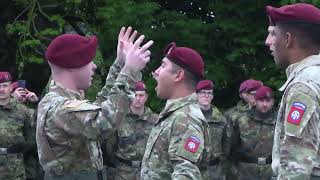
xmin=123 ymin=26 xmax=132 ymax=41
xmin=138 ymin=40 xmax=154 ymax=53
xmin=133 ymin=35 xmax=145 ymax=49
xmin=129 ymin=30 xmax=138 ymax=43
xmin=141 ymin=50 xmax=151 ymax=58
xmin=143 ymin=57 xmax=151 ymax=64
xmin=118 ymin=27 xmax=126 ymax=40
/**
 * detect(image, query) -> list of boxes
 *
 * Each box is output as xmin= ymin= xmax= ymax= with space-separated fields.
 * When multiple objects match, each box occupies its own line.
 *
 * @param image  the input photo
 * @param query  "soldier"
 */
xmin=0 ymin=71 xmax=36 ymax=180
xmin=231 ymin=86 xmax=276 ymax=180
xmin=265 ymin=3 xmax=320 ymax=179
xmin=106 ymin=81 xmax=158 ymax=180
xmin=196 ymin=80 xmax=232 ymax=180
xmin=224 ymin=79 xmax=263 ymax=122
xmin=36 ymin=27 xmax=153 ymax=180
xmin=140 ymin=42 xmax=208 ymax=179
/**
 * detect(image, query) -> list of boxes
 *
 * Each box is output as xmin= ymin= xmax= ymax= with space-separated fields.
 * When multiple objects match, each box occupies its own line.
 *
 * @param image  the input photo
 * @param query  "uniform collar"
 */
xmin=129 ymin=106 xmax=152 ymax=121
xmin=0 ymin=98 xmax=17 ymax=110
xmin=280 ymin=55 xmax=320 ymax=92
xmin=49 ymin=80 xmax=84 ymax=100
xmin=248 ymin=108 xmax=276 ymax=124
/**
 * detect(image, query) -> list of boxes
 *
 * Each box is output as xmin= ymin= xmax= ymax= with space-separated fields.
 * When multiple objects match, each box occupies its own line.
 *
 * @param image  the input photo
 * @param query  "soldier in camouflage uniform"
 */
xmin=140 ymin=42 xmax=209 ymax=179
xmin=231 ymin=86 xmax=276 ymax=180
xmin=0 ymin=72 xmax=36 ymax=180
xmin=196 ymin=80 xmax=232 ymax=180
xmin=265 ymin=3 xmax=320 ymax=179
xmin=106 ymin=81 xmax=158 ymax=180
xmin=36 ymin=27 xmax=154 ymax=180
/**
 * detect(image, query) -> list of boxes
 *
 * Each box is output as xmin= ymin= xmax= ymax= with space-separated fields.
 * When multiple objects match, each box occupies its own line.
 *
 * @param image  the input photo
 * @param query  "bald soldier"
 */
xmin=265 ymin=3 xmax=320 ymax=179
xmin=196 ymin=80 xmax=232 ymax=180
xmin=37 ymin=27 xmax=153 ymax=180
xmin=140 ymin=42 xmax=209 ymax=179
xmin=0 ymin=72 xmax=36 ymax=180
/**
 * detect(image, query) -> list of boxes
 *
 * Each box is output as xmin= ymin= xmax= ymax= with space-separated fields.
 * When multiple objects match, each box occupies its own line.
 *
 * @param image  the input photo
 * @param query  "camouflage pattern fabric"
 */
xmin=140 ymin=93 xmax=208 ymax=180
xmin=272 ymin=55 xmax=320 ymax=179
xmin=106 ymin=107 xmax=158 ymax=180
xmin=0 ymin=98 xmax=35 ymax=180
xmin=201 ymin=106 xmax=232 ymax=180
xmin=231 ymin=108 xmax=276 ymax=180
xmin=36 ymin=60 xmax=140 ymax=177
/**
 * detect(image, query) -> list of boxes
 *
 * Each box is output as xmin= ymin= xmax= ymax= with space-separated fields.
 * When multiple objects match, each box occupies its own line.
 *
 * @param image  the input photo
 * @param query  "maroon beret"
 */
xmin=45 ymin=34 xmax=98 ymax=68
xmin=135 ymin=81 xmax=146 ymax=91
xmin=196 ymin=80 xmax=214 ymax=91
xmin=239 ymin=79 xmax=263 ymax=93
xmin=255 ymin=86 xmax=273 ymax=100
xmin=266 ymin=3 xmax=320 ymax=25
xmin=164 ymin=42 xmax=204 ymax=79
xmin=0 ymin=72 xmax=12 ymax=83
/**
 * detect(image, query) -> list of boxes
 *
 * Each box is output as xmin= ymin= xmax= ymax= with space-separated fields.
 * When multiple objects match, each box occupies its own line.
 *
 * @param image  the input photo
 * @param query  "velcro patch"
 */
xmin=287 ymin=102 xmax=306 ymax=125
xmin=184 ymin=135 xmax=200 ymax=153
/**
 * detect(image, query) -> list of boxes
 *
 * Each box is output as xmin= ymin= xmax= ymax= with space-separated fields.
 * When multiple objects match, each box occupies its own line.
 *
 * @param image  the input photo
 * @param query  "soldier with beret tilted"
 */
xmin=36 ymin=27 xmax=153 ymax=180
xmin=265 ymin=3 xmax=320 ymax=179
xmin=196 ymin=80 xmax=232 ymax=180
xmin=140 ymin=42 xmax=209 ymax=179
xmin=0 ymin=71 xmax=36 ymax=180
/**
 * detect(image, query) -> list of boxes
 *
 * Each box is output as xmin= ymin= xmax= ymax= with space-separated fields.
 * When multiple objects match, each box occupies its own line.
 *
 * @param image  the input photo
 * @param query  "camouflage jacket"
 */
xmin=202 ymin=106 xmax=232 ymax=166
xmin=273 ymin=55 xmax=320 ymax=179
xmin=140 ymin=93 xmax=208 ymax=180
xmin=224 ymin=101 xmax=249 ymax=124
xmin=0 ymin=98 xmax=35 ymax=147
xmin=112 ymin=107 xmax=158 ymax=164
xmin=36 ymin=60 xmax=140 ymax=176
xmin=232 ymin=108 xmax=276 ymax=162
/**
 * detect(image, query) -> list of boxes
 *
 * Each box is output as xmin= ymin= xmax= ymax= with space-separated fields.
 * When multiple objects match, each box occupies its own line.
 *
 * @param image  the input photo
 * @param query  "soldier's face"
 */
xmin=154 ymin=58 xmax=176 ymax=99
xmin=0 ymin=82 xmax=12 ymax=100
xmin=255 ymin=98 xmax=274 ymax=114
xmin=197 ymin=90 xmax=213 ymax=108
xmin=246 ymin=91 xmax=256 ymax=107
xmin=131 ymin=91 xmax=148 ymax=108
xmin=265 ymin=26 xmax=276 ymax=56
xmin=273 ymin=26 xmax=290 ymax=69
xmin=73 ymin=62 xmax=97 ymax=90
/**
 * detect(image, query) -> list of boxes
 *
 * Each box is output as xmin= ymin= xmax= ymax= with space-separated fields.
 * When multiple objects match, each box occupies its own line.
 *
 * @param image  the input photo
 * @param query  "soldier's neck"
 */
xmin=131 ymin=105 xmax=145 ymax=116
xmin=0 ymin=97 xmax=10 ymax=106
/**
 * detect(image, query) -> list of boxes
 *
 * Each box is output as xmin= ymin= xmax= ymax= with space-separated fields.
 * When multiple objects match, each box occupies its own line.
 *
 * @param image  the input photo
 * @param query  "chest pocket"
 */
xmin=144 ymin=121 xmax=165 ymax=159
xmin=208 ymin=122 xmax=224 ymax=154
xmin=0 ymin=113 xmax=25 ymax=145
xmin=118 ymin=121 xmax=136 ymax=147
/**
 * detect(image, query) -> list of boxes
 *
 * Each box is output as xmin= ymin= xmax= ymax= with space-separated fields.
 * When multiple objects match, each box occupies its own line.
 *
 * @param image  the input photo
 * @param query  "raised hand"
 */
xmin=123 ymin=35 xmax=154 ymax=74
xmin=117 ymin=27 xmax=138 ymax=66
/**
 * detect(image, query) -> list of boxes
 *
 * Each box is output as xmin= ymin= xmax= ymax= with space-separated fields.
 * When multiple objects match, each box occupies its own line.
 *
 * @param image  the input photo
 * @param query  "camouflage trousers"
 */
xmin=231 ymin=162 xmax=273 ymax=180
xmin=44 ymin=169 xmax=107 ymax=180
xmin=107 ymin=162 xmax=141 ymax=180
xmin=0 ymin=153 xmax=26 ymax=180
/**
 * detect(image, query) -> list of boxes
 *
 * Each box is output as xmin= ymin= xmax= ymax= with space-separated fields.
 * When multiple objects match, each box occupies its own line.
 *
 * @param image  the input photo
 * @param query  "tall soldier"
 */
xmin=106 ymin=81 xmax=158 ymax=180
xmin=0 ymin=71 xmax=36 ymax=180
xmin=265 ymin=3 xmax=320 ymax=179
xmin=36 ymin=27 xmax=153 ymax=180
xmin=231 ymin=86 xmax=276 ymax=180
xmin=140 ymin=42 xmax=209 ymax=179
xmin=196 ymin=80 xmax=232 ymax=180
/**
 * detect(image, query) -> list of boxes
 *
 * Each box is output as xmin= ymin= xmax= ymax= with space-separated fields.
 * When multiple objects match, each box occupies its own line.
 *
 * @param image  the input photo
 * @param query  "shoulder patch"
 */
xmin=287 ymin=102 xmax=306 ymax=125
xmin=184 ymin=135 xmax=201 ymax=153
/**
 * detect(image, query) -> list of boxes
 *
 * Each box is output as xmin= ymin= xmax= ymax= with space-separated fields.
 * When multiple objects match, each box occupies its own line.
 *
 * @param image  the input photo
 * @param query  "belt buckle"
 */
xmin=258 ymin=157 xmax=266 ymax=165
xmin=132 ymin=161 xmax=141 ymax=168
xmin=0 ymin=148 xmax=7 ymax=155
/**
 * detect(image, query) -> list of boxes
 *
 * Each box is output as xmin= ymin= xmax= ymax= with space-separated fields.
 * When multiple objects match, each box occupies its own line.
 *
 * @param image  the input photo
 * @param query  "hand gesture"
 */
xmin=124 ymin=35 xmax=154 ymax=73
xmin=25 ymin=89 xmax=39 ymax=103
xmin=117 ymin=27 xmax=138 ymax=66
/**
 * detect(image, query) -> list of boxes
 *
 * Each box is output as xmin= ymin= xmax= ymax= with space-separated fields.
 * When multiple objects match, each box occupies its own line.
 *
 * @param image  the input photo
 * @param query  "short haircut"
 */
xmin=170 ymin=63 xmax=198 ymax=91
xmin=278 ymin=22 xmax=320 ymax=49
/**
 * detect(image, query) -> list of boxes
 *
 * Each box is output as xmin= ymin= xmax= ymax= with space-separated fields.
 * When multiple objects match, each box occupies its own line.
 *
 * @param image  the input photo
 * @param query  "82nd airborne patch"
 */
xmin=184 ymin=135 xmax=200 ymax=153
xmin=287 ymin=102 xmax=306 ymax=125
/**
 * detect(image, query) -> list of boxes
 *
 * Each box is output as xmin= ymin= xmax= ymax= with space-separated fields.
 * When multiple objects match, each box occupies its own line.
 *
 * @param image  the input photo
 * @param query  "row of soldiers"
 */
xmin=1 ymin=2 xmax=320 ymax=180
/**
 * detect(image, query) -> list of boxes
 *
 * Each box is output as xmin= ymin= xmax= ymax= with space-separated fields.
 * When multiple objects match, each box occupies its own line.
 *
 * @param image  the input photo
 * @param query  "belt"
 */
xmin=241 ymin=155 xmax=272 ymax=165
xmin=0 ymin=147 xmax=23 ymax=155
xmin=115 ymin=157 xmax=141 ymax=168
xmin=209 ymin=157 xmax=220 ymax=166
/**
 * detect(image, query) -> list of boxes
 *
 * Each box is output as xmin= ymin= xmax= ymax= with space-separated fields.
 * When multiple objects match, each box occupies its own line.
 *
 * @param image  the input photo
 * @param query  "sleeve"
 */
xmin=222 ymin=115 xmax=233 ymax=158
xmin=169 ymin=117 xmax=204 ymax=180
xmin=278 ymin=83 xmax=320 ymax=179
xmin=21 ymin=105 xmax=36 ymax=145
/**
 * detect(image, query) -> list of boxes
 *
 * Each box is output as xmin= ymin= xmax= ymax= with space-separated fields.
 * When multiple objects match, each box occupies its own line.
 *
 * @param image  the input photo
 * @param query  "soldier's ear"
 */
xmin=174 ymin=69 xmax=184 ymax=82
